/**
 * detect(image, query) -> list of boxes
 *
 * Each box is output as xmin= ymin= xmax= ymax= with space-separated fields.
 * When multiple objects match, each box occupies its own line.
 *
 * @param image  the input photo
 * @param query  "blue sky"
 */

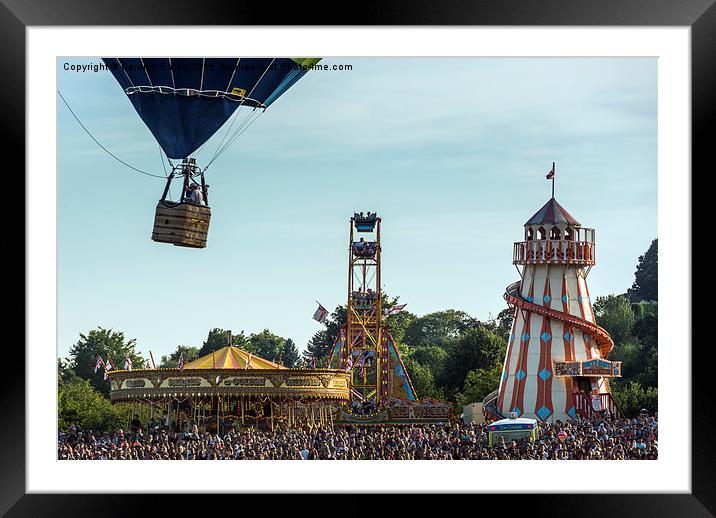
xmin=57 ymin=57 xmax=657 ymax=361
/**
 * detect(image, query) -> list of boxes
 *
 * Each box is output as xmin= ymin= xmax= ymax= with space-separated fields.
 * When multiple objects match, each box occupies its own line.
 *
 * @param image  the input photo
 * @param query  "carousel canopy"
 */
xmin=524 ymin=198 xmax=580 ymax=227
xmin=183 ymin=346 xmax=287 ymax=370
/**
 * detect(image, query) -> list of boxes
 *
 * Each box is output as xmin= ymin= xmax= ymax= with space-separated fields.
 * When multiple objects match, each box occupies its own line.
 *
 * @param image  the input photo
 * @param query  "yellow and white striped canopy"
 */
xmin=183 ymin=346 xmax=286 ymax=370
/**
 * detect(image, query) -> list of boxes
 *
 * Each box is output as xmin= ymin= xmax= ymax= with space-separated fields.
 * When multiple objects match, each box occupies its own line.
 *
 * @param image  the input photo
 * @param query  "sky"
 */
xmin=57 ymin=57 xmax=657 ymax=362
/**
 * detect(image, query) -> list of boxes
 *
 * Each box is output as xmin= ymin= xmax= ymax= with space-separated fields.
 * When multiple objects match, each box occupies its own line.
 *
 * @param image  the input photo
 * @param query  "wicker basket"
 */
xmin=151 ymin=201 xmax=211 ymax=248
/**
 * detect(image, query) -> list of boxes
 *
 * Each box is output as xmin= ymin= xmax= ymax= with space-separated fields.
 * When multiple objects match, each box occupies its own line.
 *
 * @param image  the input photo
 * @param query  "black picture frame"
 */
xmin=5 ymin=0 xmax=708 ymax=513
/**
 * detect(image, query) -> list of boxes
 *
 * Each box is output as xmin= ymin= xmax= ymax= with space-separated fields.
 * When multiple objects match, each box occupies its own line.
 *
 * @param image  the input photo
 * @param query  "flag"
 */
xmin=383 ymin=303 xmax=407 ymax=319
xmin=94 ymin=356 xmax=104 ymax=374
xmin=124 ymin=356 xmax=133 ymax=371
xmin=245 ymin=352 xmax=252 ymax=370
xmin=144 ymin=359 xmax=151 ymax=370
xmin=312 ymin=303 xmax=328 ymax=323
xmin=178 ymin=353 xmax=185 ymax=370
xmin=103 ymin=359 xmax=112 ymax=381
xmin=546 ymin=162 xmax=555 ymax=179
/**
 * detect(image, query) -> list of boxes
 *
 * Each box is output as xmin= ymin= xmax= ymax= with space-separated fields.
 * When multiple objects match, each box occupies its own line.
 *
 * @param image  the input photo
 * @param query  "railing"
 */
xmin=573 ymin=392 xmax=621 ymax=419
xmin=513 ymin=239 xmax=595 ymax=266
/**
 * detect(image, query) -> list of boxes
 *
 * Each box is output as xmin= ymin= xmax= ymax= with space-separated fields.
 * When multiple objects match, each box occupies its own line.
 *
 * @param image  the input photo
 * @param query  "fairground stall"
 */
xmin=108 ymin=346 xmax=350 ymax=433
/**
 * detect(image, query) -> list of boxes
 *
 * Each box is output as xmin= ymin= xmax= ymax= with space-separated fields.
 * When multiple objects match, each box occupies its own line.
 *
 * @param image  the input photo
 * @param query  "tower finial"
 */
xmin=546 ymin=161 xmax=556 ymax=198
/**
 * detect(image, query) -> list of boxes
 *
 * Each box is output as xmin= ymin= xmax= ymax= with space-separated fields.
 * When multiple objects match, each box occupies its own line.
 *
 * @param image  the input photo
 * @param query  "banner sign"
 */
xmin=554 ymin=361 xmax=581 ymax=376
xmin=554 ymin=360 xmax=622 ymax=377
xmin=582 ymin=359 xmax=621 ymax=377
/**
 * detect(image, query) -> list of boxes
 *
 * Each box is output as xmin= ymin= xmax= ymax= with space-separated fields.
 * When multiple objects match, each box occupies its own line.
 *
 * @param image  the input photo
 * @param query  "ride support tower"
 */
xmin=347 ymin=212 xmax=382 ymax=404
xmin=485 ymin=194 xmax=622 ymax=422
xmin=326 ymin=212 xmax=418 ymax=413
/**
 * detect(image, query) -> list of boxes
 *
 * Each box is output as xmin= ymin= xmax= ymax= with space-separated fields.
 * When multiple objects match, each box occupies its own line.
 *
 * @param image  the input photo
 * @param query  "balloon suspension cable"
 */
xmin=203 ymin=104 xmax=255 ymax=165
xmin=57 ymin=90 xmax=166 ymax=179
xmin=204 ymin=107 xmax=264 ymax=171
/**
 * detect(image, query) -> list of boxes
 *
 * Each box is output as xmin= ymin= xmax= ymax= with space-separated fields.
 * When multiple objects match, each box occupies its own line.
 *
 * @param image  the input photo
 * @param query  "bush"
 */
xmin=611 ymin=381 xmax=658 ymax=417
xmin=58 ymin=379 xmax=127 ymax=432
xmin=454 ymin=364 xmax=502 ymax=409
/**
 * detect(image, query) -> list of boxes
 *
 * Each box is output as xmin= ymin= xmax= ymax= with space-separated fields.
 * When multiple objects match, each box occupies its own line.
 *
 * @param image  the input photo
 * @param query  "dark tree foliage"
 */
xmin=439 ymin=325 xmax=506 ymax=392
xmin=627 ymin=239 xmax=658 ymax=302
xmin=403 ymin=310 xmax=469 ymax=349
xmin=198 ymin=328 xmax=234 ymax=357
xmin=491 ymin=308 xmax=515 ymax=341
xmin=282 ymin=338 xmax=301 ymax=368
xmin=249 ymin=329 xmax=287 ymax=363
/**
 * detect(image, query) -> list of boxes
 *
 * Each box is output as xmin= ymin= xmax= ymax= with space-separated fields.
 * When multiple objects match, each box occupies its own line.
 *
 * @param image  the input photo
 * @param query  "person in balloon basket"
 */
xmin=187 ymin=183 xmax=204 ymax=205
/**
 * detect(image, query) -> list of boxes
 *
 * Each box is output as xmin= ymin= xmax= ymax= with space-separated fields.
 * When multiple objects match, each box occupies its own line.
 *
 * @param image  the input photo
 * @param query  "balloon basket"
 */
xmin=151 ymin=201 xmax=211 ymax=249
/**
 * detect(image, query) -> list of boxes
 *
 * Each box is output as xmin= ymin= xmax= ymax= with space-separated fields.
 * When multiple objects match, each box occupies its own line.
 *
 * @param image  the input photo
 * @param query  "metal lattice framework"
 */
xmin=345 ymin=214 xmax=383 ymax=403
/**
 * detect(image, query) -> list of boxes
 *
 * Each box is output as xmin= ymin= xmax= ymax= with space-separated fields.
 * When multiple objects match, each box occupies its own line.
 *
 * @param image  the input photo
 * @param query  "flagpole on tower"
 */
xmin=546 ymin=161 xmax=556 ymax=198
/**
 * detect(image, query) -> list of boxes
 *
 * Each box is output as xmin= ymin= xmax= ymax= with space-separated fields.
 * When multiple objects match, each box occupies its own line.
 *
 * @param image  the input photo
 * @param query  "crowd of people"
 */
xmin=57 ymin=413 xmax=657 ymax=460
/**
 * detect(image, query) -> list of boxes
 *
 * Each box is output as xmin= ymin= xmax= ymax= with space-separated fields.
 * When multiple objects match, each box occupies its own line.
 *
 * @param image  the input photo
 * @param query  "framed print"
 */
xmin=5 ymin=0 xmax=711 ymax=513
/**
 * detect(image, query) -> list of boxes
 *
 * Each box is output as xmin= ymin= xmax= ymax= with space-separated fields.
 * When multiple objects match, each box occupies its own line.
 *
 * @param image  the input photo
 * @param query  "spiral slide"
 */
xmin=483 ymin=281 xmax=616 ymax=421
xmin=503 ymin=281 xmax=614 ymax=358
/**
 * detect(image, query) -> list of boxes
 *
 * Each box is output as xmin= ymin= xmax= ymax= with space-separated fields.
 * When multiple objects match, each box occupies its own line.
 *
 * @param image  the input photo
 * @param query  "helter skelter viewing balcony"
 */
xmin=513 ymin=235 xmax=595 ymax=266
xmin=514 ymin=197 xmax=596 ymax=266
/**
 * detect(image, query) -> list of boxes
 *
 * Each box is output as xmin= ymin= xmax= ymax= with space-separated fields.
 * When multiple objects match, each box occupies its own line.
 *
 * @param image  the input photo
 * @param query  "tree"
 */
xmin=403 ymin=310 xmax=468 ymax=349
xmin=454 ymin=364 xmax=502 ymax=409
xmin=198 ymin=328 xmax=233 ymax=357
xmin=282 ymin=338 xmax=300 ymax=368
xmin=68 ymin=328 xmax=144 ymax=396
xmin=249 ymin=329 xmax=286 ymax=362
xmin=593 ymin=295 xmax=635 ymax=346
xmin=402 ymin=358 xmax=442 ymax=400
xmin=439 ymin=325 xmax=506 ymax=392
xmin=304 ymin=305 xmax=347 ymax=366
xmin=159 ymin=345 xmax=200 ymax=368
xmin=408 ymin=345 xmax=448 ymax=378
xmin=611 ymin=341 xmax=643 ymax=380
xmin=628 ymin=239 xmax=658 ymax=302
xmin=382 ymin=295 xmax=416 ymax=344
xmin=58 ymin=379 xmax=127 ymax=432
xmin=58 ymin=357 xmax=79 ymax=384
xmin=633 ymin=310 xmax=658 ymax=350
xmin=611 ymin=381 xmax=658 ymax=417
xmin=491 ymin=308 xmax=515 ymax=341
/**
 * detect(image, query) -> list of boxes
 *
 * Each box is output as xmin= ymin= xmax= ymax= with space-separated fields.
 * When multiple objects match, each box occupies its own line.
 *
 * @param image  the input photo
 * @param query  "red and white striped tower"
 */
xmin=488 ymin=190 xmax=622 ymax=422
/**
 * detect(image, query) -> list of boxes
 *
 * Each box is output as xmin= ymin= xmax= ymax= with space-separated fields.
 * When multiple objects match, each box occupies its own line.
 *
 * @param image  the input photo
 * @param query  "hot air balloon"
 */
xmin=102 ymin=57 xmax=320 ymax=248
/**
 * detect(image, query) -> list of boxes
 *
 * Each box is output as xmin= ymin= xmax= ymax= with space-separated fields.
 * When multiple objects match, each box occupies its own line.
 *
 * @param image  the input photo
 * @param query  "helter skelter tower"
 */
xmin=485 ymin=190 xmax=623 ymax=423
xmin=326 ymin=212 xmax=417 ymax=409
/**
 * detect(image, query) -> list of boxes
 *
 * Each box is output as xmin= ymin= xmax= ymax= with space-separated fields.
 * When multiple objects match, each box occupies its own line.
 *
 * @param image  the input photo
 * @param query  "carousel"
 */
xmin=108 ymin=346 xmax=350 ymax=433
